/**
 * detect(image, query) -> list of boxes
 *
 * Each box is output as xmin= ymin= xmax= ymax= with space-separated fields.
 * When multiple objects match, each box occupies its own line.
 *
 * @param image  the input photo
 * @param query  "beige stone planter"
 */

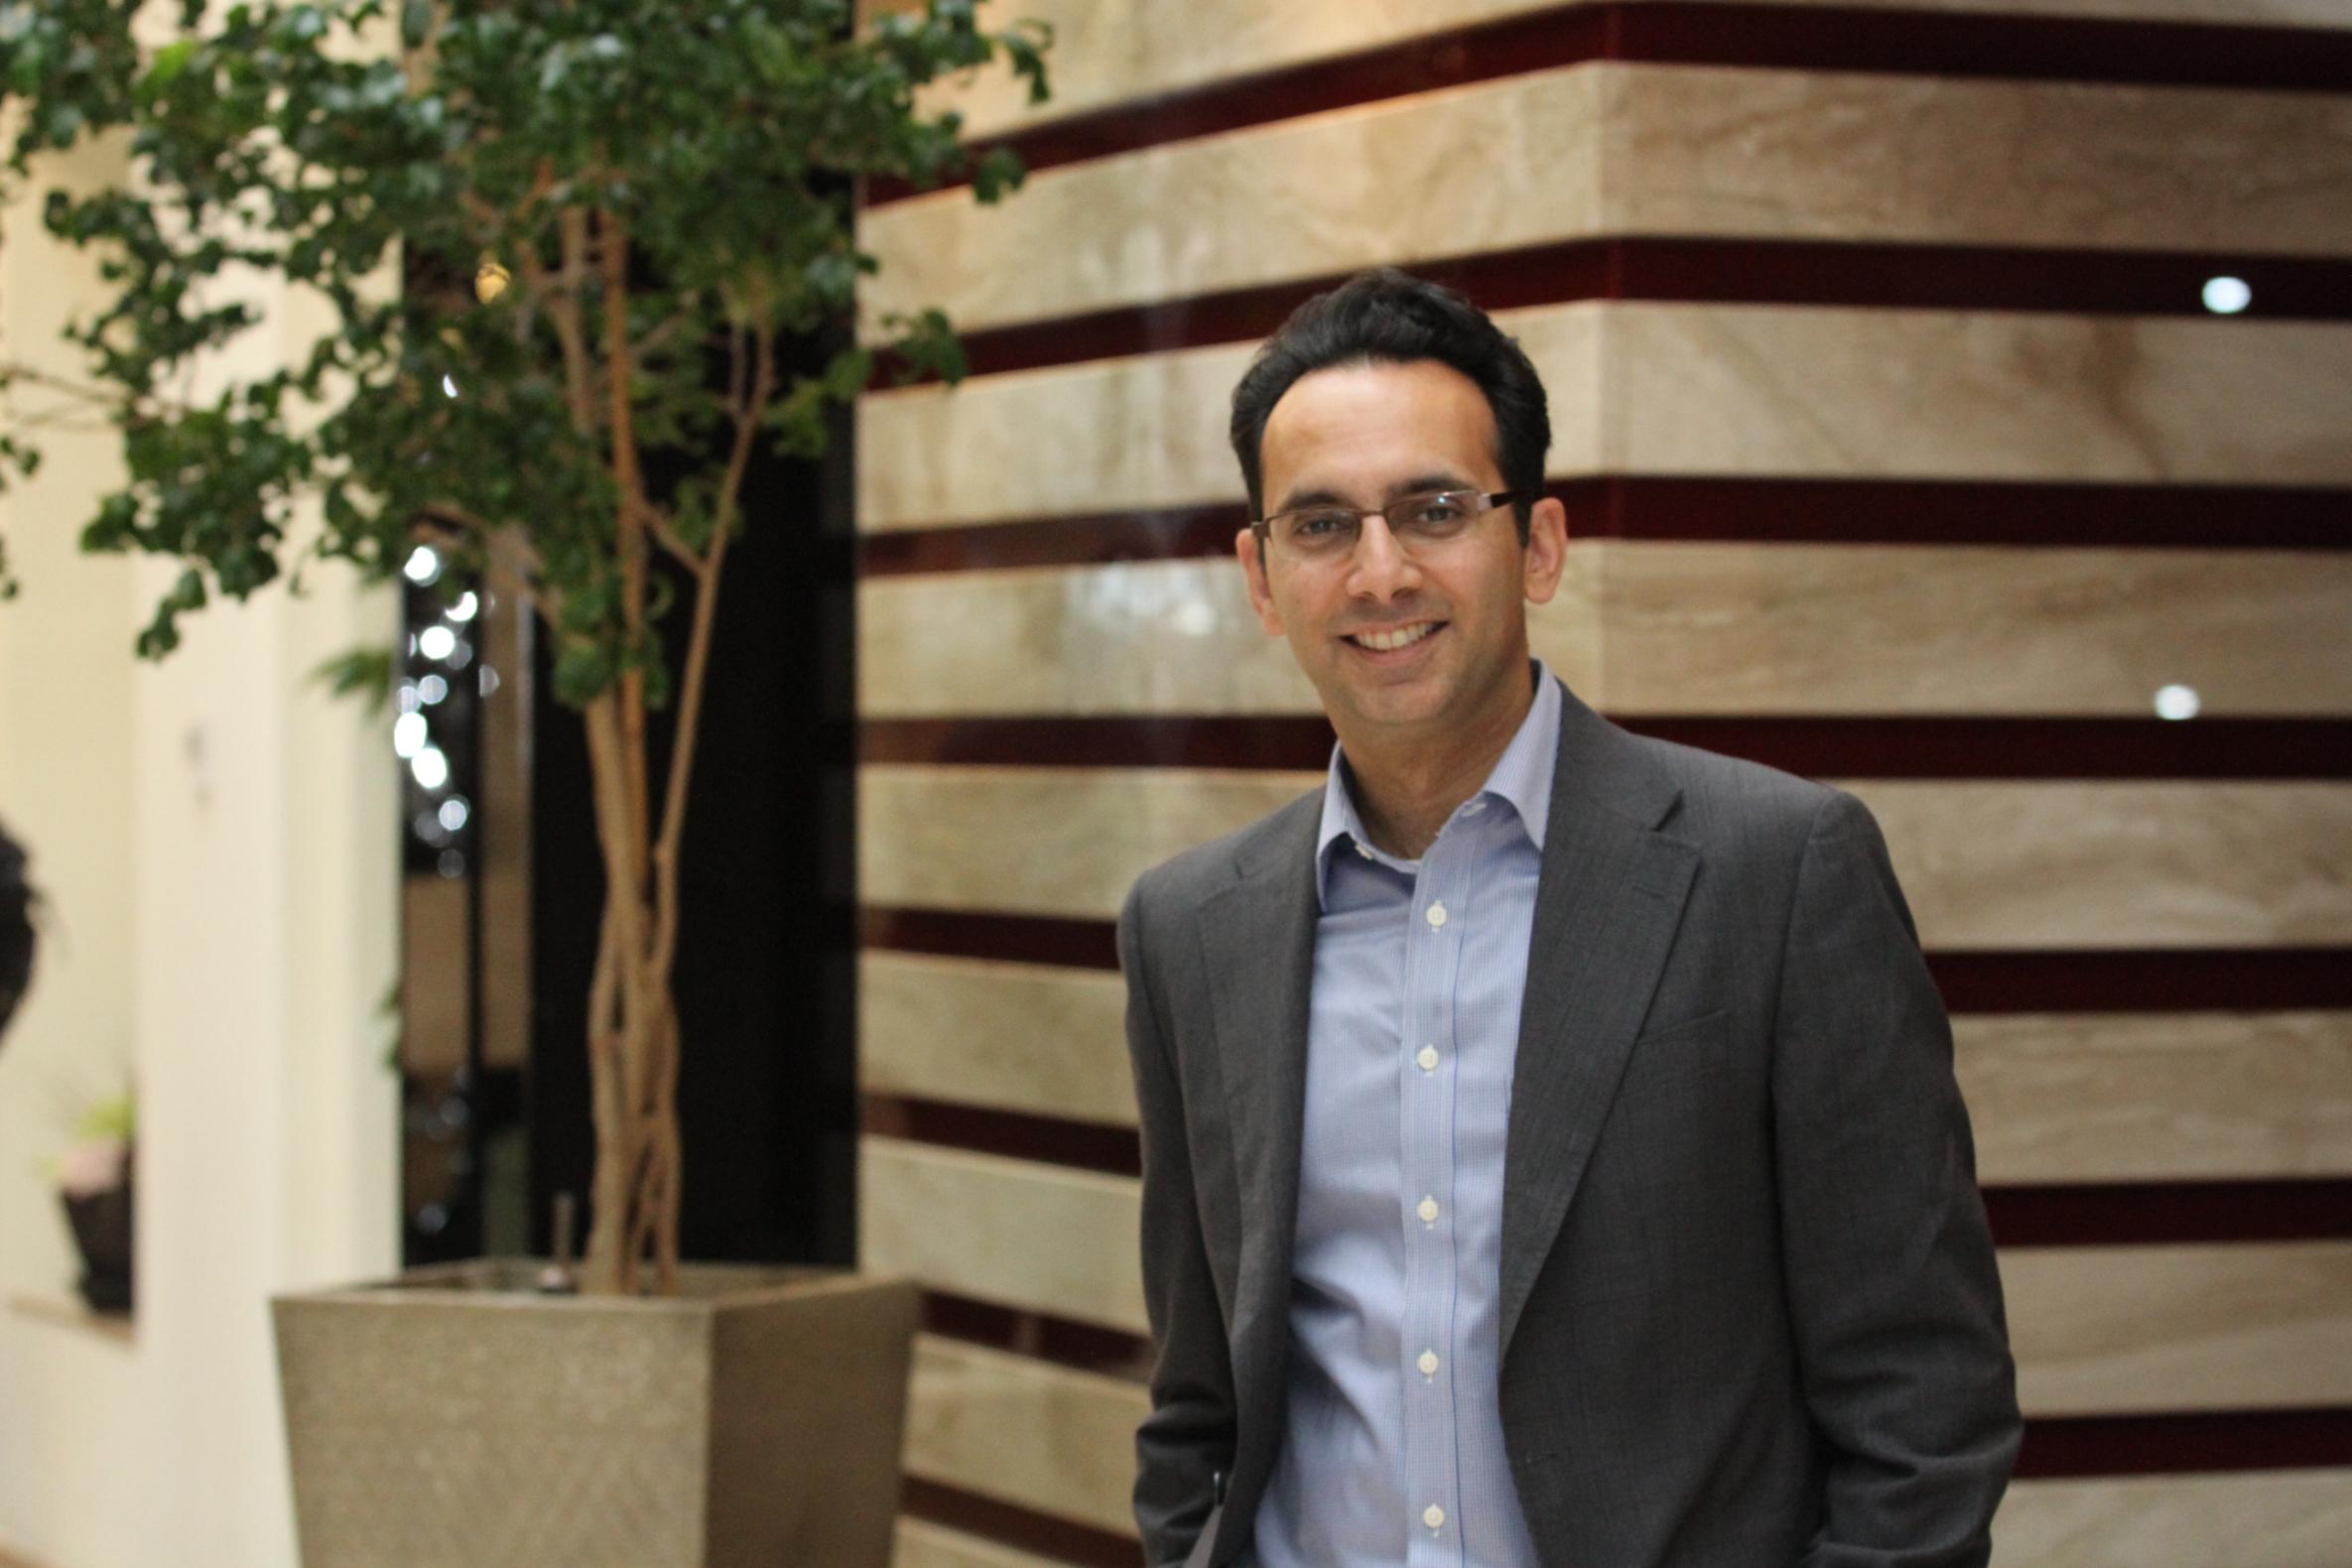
xmin=273 ymin=1259 xmax=919 ymax=1568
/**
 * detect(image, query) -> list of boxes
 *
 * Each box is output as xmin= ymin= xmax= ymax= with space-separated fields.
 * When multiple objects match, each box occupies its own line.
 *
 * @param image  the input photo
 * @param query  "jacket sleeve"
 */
xmin=1119 ymin=879 xmax=1237 ymax=1567
xmin=1771 ymin=790 xmax=2023 ymax=1568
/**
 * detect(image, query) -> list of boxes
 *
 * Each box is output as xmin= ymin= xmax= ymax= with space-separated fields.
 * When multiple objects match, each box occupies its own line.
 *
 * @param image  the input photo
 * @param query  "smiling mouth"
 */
xmin=1346 ymin=620 xmax=1442 ymax=652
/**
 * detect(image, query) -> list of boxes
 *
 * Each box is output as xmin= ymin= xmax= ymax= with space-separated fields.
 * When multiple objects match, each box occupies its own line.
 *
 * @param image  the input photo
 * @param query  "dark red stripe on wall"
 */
xmin=856 ymin=480 xmax=2352 ymax=578
xmin=1929 ymin=950 xmax=2352 ymax=1013
xmin=1987 ymin=1181 xmax=2352 ymax=1248
xmin=860 ymin=717 xmax=2352 ymax=781
xmin=2019 ymin=1408 xmax=2352 ymax=1478
xmin=900 ymin=1479 xmax=1137 ymax=1568
xmin=866 ymin=1094 xmax=1140 ymax=1177
xmin=859 ymin=906 xmax=1120 ymax=970
xmin=868 ymin=1093 xmax=2352 ymax=1245
xmin=921 ymin=1290 xmax=1153 ymax=1381
xmin=927 ymin=241 xmax=2352 ymax=381
xmin=859 ymin=502 xmax=1241 ymax=579
xmin=859 ymin=910 xmax=2352 ymax=1014
xmin=867 ymin=3 xmax=2352 ymax=206
xmin=914 ymin=1292 xmax=2352 ymax=1480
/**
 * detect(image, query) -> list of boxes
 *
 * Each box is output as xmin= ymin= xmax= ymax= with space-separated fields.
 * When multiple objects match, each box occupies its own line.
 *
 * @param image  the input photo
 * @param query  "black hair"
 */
xmin=1229 ymin=268 xmax=1550 ymax=544
xmin=0 ymin=818 xmax=34 ymax=1046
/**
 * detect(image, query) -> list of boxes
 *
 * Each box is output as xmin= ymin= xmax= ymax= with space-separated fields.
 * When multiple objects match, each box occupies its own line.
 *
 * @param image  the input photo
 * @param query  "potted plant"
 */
xmin=54 ymin=1089 xmax=135 ymax=1316
xmin=0 ymin=2 xmax=1047 ymax=1561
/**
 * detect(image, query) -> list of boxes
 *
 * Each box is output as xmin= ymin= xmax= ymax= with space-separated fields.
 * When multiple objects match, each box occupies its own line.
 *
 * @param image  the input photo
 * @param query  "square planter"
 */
xmin=273 ymin=1259 xmax=919 ymax=1568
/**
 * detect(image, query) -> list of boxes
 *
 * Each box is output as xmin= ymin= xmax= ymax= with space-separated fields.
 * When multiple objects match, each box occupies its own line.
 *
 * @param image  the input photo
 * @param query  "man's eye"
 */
xmin=1410 ymin=497 xmax=1471 ymax=526
xmin=1292 ymin=512 xmax=1353 ymax=536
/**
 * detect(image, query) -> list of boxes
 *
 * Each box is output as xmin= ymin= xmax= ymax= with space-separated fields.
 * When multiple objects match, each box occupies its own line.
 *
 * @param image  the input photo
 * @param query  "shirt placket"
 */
xmin=1400 ymin=823 xmax=1469 ymax=1566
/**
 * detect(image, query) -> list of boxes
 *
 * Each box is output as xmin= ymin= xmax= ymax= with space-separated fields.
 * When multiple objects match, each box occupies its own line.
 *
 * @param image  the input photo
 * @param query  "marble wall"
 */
xmin=853 ymin=2 xmax=2352 ymax=1563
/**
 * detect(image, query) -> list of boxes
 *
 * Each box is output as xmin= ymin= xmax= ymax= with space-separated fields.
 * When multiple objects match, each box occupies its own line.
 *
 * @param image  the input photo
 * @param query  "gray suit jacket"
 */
xmin=1117 ymin=680 xmax=2021 ymax=1568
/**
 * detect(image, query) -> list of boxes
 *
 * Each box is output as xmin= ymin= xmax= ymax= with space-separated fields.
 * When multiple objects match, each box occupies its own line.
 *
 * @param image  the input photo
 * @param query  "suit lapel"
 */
xmin=1196 ymin=795 xmax=1322 ymax=1443
xmin=1498 ymin=688 xmax=1699 ymax=1362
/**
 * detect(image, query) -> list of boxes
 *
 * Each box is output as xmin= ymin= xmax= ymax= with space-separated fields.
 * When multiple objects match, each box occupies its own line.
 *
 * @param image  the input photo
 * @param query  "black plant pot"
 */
xmin=62 ymin=1177 xmax=133 ymax=1315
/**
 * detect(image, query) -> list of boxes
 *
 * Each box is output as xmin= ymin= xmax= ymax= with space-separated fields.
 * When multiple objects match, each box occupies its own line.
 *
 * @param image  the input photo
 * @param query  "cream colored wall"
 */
xmin=0 ymin=130 xmax=401 ymax=1568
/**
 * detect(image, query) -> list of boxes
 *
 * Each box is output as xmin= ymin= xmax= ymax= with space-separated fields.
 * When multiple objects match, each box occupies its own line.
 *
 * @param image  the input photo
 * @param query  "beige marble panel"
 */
xmin=861 ymin=765 xmax=2352 ymax=948
xmin=1596 ymin=542 xmax=2352 ymax=719
xmin=1992 ymin=1469 xmax=2352 ymax=1568
xmin=1630 ymin=0 xmax=2352 ymax=24
xmin=860 ymin=951 xmax=1136 ymax=1125
xmin=858 ymin=544 xmax=2352 ymax=719
xmin=906 ymin=1343 xmax=2352 ymax=1562
xmin=856 ymin=304 xmax=2352 ymax=530
xmin=894 ymin=1517 xmax=1063 ymax=1568
xmin=1958 ymin=1012 xmax=2352 ymax=1183
xmin=863 ymin=64 xmax=2352 ymax=333
xmin=873 ymin=0 xmax=1569 ymax=140
xmin=902 ymin=1335 xmax=1148 ymax=1534
xmin=880 ymin=1 xmax=2352 ymax=144
xmin=1847 ymin=781 xmax=2352 ymax=951
xmin=2004 ymin=1241 xmax=2352 ymax=1415
xmin=1603 ymin=307 xmax=2352 ymax=487
xmin=855 ymin=554 xmax=1604 ymax=720
xmin=857 ymin=957 xmax=2352 ymax=1181
xmin=857 ymin=560 xmax=1314 ymax=719
xmin=858 ymin=764 xmax=1317 ymax=920
xmin=877 ymin=1139 xmax=2352 ymax=1414
xmin=861 ymin=1137 xmax=1152 ymax=1330
xmin=855 ymin=298 xmax=1607 ymax=534
xmin=863 ymin=67 xmax=1609 ymax=338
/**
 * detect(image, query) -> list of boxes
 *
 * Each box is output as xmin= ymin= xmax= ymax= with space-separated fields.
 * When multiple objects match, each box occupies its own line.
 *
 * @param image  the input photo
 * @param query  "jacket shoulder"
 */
xmin=1617 ymin=725 xmax=1845 ymax=849
xmin=1124 ymin=784 xmax=1321 ymax=924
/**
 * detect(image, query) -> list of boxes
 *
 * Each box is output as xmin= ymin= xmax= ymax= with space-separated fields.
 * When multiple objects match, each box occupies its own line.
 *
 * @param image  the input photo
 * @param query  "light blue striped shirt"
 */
xmin=1252 ymin=664 xmax=1557 ymax=1568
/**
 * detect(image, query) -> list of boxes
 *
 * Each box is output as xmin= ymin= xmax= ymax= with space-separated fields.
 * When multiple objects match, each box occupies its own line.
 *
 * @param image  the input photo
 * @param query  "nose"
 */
xmin=1344 ymin=514 xmax=1423 ymax=602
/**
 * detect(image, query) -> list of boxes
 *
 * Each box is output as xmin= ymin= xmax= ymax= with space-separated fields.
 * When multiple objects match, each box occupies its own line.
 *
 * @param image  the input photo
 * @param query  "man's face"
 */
xmin=1237 ymin=359 xmax=1566 ymax=740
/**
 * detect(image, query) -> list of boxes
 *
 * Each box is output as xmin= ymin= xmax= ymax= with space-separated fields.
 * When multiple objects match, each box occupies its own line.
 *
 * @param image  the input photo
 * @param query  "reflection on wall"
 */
xmin=852 ymin=3 xmax=2352 ymax=1564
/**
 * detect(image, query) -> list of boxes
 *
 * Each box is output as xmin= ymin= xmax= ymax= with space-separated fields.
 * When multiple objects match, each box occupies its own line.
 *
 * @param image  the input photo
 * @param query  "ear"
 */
xmin=1520 ymin=494 xmax=1568 ymax=605
xmin=1235 ymin=526 xmax=1285 ymax=636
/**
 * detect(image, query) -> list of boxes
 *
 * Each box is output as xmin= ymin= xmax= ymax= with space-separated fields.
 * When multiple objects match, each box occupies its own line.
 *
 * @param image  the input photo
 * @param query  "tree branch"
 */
xmin=648 ymin=327 xmax=773 ymax=980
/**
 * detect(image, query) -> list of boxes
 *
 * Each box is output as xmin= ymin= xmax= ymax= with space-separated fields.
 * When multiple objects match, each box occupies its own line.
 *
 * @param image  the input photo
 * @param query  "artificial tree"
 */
xmin=0 ymin=0 xmax=1046 ymax=1294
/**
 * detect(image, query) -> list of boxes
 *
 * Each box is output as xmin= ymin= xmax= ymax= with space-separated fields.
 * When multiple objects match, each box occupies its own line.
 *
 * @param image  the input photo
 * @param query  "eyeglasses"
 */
xmin=1251 ymin=488 xmax=1529 ymax=561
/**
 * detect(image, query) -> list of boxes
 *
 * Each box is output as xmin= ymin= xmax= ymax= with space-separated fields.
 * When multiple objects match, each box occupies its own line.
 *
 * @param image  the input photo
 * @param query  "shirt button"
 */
xmin=1417 ymin=1196 xmax=1439 ymax=1225
xmin=1423 ymin=1503 xmax=1445 ymax=1529
xmin=1418 ymin=1349 xmax=1439 ymax=1375
xmin=1416 ymin=1045 xmax=1439 ymax=1072
xmin=1424 ymin=901 xmax=1448 ymax=929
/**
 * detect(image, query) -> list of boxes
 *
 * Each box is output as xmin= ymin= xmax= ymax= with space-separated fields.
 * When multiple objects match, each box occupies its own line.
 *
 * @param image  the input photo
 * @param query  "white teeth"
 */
xmin=1354 ymin=622 xmax=1436 ymax=652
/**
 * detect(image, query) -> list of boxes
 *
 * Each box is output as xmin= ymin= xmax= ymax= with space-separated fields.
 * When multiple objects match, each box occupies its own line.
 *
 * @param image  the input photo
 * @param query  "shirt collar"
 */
xmin=1315 ymin=660 xmax=1561 ymax=906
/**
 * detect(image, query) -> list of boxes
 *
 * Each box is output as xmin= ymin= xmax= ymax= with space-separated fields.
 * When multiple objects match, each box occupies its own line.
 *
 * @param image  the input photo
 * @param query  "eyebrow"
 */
xmin=1268 ymin=472 xmax=1478 ymax=516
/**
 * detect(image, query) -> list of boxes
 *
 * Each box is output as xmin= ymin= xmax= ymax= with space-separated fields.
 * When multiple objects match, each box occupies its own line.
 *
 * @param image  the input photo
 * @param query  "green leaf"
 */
xmin=136 ymin=40 xmax=196 ymax=104
xmin=311 ymin=645 xmax=397 ymax=714
xmin=399 ymin=0 xmax=434 ymax=50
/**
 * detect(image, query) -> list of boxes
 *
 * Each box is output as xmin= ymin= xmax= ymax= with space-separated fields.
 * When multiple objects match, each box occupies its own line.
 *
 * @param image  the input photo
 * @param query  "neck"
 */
xmin=1338 ymin=664 xmax=1536 ymax=860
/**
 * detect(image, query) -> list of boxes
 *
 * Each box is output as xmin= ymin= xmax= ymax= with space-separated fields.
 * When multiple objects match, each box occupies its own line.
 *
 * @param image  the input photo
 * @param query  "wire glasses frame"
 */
xmin=1250 ymin=488 xmax=1532 ymax=559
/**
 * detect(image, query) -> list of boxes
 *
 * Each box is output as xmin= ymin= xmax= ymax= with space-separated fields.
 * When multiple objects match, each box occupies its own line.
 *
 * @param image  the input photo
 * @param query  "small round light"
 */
xmin=448 ymin=590 xmax=479 ymax=623
xmin=441 ymin=374 xmax=459 ymax=399
xmin=411 ymin=745 xmax=451 ymax=790
xmin=2201 ymin=276 xmax=2252 ymax=316
xmin=418 ymin=674 xmax=449 ymax=706
xmin=418 ymin=625 xmax=457 ymax=661
xmin=438 ymin=796 xmax=470 ymax=833
xmin=403 ymin=546 xmax=442 ymax=586
xmin=2155 ymin=684 xmax=2201 ymax=720
xmin=392 ymin=712 xmax=428 ymax=759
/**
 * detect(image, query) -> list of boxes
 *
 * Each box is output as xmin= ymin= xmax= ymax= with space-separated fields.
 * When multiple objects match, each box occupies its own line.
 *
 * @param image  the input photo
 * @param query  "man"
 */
xmin=1116 ymin=270 xmax=2020 ymax=1568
